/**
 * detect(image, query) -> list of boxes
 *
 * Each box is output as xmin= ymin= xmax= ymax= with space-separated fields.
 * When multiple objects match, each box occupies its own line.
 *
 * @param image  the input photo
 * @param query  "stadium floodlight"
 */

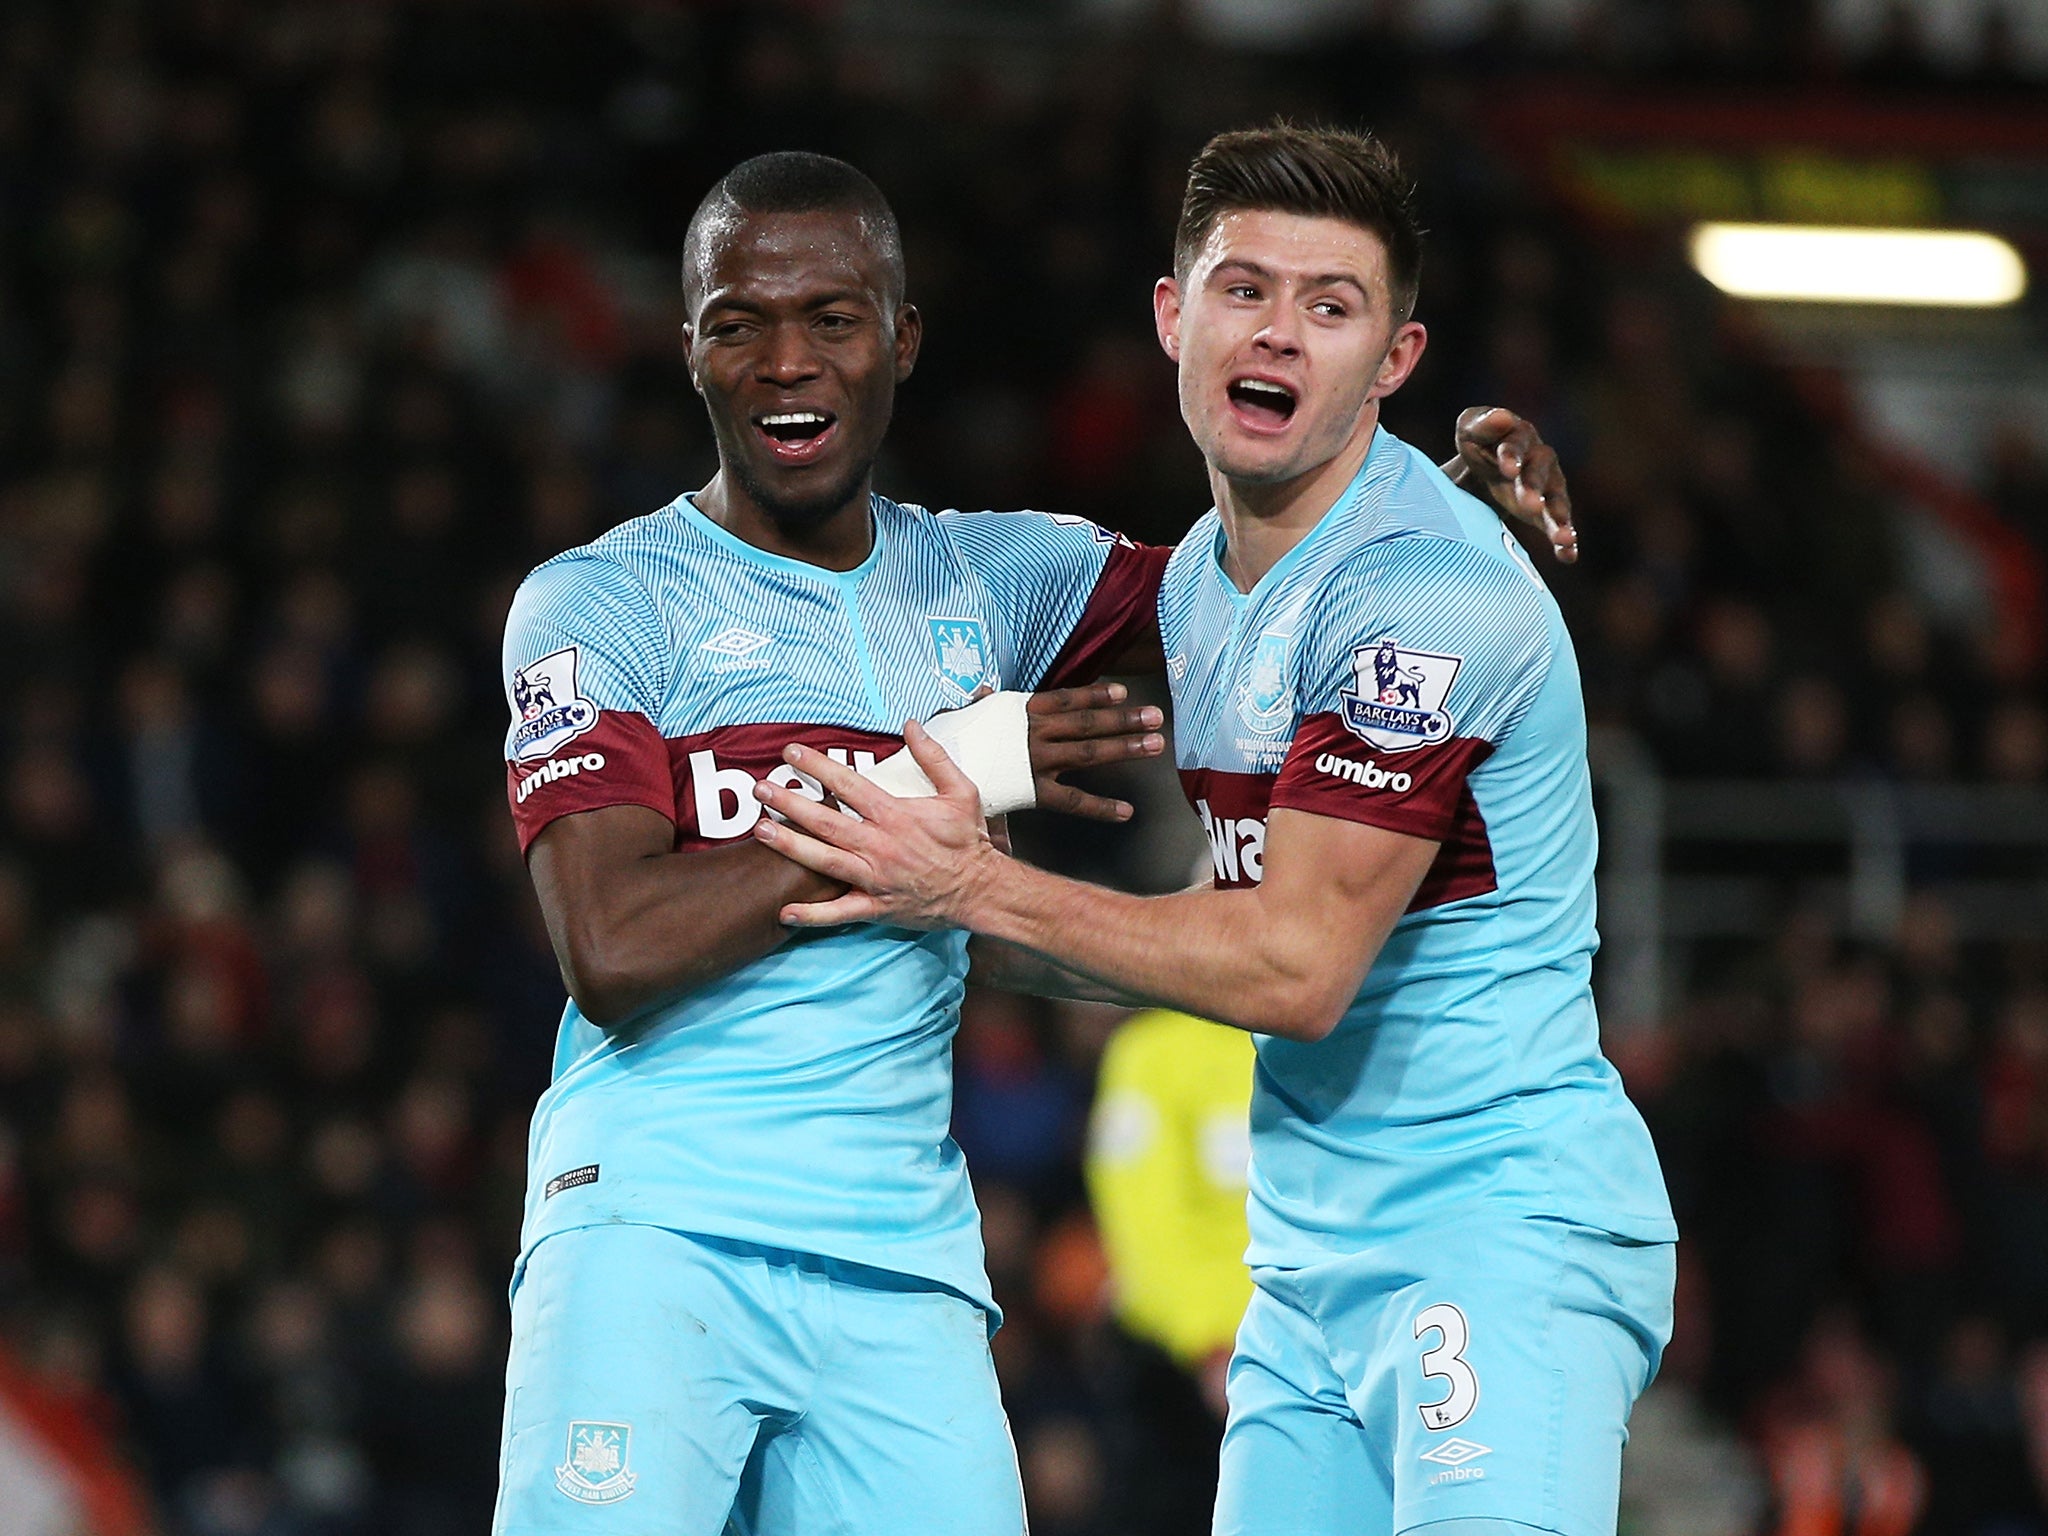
xmin=1688 ymin=222 xmax=2027 ymax=307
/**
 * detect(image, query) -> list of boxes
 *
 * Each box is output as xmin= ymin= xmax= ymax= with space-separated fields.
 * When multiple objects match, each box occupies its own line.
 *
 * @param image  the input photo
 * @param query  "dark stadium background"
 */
xmin=2 ymin=2 xmax=2047 ymax=1533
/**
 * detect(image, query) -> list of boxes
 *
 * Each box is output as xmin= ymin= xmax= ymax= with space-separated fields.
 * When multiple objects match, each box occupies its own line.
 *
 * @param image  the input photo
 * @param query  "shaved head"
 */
xmin=682 ymin=151 xmax=906 ymax=313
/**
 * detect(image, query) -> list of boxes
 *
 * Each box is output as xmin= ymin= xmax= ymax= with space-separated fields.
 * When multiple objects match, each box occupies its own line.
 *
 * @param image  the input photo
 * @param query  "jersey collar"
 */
xmin=675 ymin=491 xmax=890 ymax=585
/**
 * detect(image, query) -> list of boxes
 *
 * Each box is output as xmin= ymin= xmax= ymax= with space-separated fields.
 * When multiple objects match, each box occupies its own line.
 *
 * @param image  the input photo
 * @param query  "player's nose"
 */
xmin=1251 ymin=309 xmax=1303 ymax=356
xmin=756 ymin=321 xmax=824 ymax=384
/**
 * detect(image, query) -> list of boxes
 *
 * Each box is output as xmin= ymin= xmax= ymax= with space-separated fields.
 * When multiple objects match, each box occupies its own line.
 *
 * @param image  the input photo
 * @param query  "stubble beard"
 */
xmin=713 ymin=407 xmax=878 ymax=532
xmin=731 ymin=452 xmax=876 ymax=532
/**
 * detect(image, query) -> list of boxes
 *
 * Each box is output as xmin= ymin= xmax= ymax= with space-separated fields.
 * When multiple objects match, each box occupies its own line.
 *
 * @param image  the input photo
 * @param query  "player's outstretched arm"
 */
xmin=753 ymin=725 xmax=1439 ymax=1041
xmin=967 ymin=936 xmax=1152 ymax=1005
xmin=1443 ymin=406 xmax=1577 ymax=564
xmin=527 ymin=804 xmax=839 ymax=1028
xmin=1025 ymin=683 xmax=1165 ymax=821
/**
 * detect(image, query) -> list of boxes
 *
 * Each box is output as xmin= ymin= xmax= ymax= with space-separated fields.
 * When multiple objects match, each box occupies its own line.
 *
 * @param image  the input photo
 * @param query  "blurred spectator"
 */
xmin=0 ymin=5 xmax=2043 ymax=1533
xmin=113 ymin=1266 xmax=250 ymax=1509
xmin=1761 ymin=1313 xmax=1926 ymax=1536
xmin=1909 ymin=1316 xmax=2043 ymax=1536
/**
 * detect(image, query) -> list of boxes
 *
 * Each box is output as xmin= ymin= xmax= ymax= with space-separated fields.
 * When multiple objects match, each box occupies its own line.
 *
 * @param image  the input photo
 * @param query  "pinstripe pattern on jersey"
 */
xmin=505 ymin=494 xmax=1121 ymax=749
xmin=493 ymin=490 xmax=1127 ymax=1315
xmin=1158 ymin=427 xmax=1674 ymax=1268
xmin=938 ymin=510 xmax=1139 ymax=686
xmin=1161 ymin=431 xmax=1550 ymax=784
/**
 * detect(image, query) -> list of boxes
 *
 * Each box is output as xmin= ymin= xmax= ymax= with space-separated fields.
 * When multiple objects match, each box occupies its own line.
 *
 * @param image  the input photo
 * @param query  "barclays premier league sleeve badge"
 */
xmin=510 ymin=646 xmax=600 ymax=762
xmin=1339 ymin=638 xmax=1461 ymax=752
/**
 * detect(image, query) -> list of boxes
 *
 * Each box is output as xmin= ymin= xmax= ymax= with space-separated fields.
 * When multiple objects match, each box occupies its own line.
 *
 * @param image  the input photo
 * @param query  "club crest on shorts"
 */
xmin=1340 ymin=638 xmax=1460 ymax=752
xmin=555 ymin=1421 xmax=637 ymax=1504
xmin=929 ymin=617 xmax=992 ymax=700
xmin=1237 ymin=631 xmax=1294 ymax=733
xmin=510 ymin=647 xmax=599 ymax=762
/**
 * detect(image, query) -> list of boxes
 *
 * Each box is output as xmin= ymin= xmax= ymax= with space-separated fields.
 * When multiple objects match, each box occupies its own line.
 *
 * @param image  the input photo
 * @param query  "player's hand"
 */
xmin=751 ymin=721 xmax=1002 ymax=930
xmin=1026 ymin=683 xmax=1165 ymax=822
xmin=1445 ymin=406 xmax=1577 ymax=564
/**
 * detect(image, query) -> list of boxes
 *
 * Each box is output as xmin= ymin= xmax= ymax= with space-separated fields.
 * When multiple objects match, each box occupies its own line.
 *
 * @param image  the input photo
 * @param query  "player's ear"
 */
xmin=894 ymin=303 xmax=922 ymax=382
xmin=1154 ymin=276 xmax=1183 ymax=363
xmin=1368 ymin=321 xmax=1427 ymax=403
xmin=681 ymin=321 xmax=706 ymax=395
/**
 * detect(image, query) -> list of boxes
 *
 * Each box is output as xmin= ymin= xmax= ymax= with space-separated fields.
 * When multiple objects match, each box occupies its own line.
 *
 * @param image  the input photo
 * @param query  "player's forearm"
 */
xmin=958 ymin=863 xmax=1351 ymax=1040
xmin=549 ymin=843 xmax=836 ymax=1027
xmin=966 ymin=936 xmax=1152 ymax=1006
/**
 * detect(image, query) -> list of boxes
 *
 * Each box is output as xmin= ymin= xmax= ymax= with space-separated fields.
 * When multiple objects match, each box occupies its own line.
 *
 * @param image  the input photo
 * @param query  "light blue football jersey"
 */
xmin=1161 ymin=428 xmax=1675 ymax=1269
xmin=501 ymin=492 xmax=1165 ymax=1312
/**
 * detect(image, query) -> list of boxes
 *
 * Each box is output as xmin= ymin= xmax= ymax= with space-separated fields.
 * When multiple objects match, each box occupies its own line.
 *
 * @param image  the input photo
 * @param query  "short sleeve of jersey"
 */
xmin=938 ymin=510 xmax=1169 ymax=688
xmin=502 ymin=553 xmax=676 ymax=853
xmin=1269 ymin=537 xmax=1552 ymax=842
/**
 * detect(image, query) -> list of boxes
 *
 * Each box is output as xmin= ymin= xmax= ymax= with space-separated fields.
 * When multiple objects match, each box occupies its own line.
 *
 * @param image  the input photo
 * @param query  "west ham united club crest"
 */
xmin=1237 ymin=630 xmax=1295 ymax=733
xmin=510 ymin=646 xmax=599 ymax=762
xmin=928 ymin=617 xmax=992 ymax=700
xmin=1340 ymin=638 xmax=1461 ymax=751
xmin=555 ymin=1420 xmax=637 ymax=1505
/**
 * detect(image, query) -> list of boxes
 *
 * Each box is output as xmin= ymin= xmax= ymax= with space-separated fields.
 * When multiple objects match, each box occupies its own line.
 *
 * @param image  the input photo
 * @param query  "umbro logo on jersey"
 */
xmin=1316 ymin=752 xmax=1412 ymax=793
xmin=701 ymin=625 xmax=773 ymax=660
xmin=516 ymin=752 xmax=607 ymax=803
xmin=542 ymin=1164 xmax=599 ymax=1199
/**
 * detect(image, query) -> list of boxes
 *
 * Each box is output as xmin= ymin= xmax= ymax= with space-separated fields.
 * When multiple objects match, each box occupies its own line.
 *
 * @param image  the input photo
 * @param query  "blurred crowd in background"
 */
xmin=2 ymin=2 xmax=2047 ymax=1534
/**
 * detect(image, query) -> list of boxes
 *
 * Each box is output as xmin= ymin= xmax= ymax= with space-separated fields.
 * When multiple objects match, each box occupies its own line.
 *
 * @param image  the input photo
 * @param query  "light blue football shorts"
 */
xmin=1214 ymin=1217 xmax=1675 ymax=1536
xmin=492 ymin=1224 xmax=1025 ymax=1536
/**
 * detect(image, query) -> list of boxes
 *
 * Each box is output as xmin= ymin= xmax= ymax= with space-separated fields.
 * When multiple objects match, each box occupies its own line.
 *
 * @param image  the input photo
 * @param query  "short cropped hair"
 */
xmin=1173 ymin=124 xmax=1423 ymax=323
xmin=681 ymin=151 xmax=906 ymax=308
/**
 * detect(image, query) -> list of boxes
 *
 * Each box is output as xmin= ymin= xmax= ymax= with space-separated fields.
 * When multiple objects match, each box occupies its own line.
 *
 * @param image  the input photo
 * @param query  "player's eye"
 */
xmin=814 ymin=312 xmax=860 ymax=333
xmin=1311 ymin=300 xmax=1348 ymax=319
xmin=1226 ymin=284 xmax=1260 ymax=301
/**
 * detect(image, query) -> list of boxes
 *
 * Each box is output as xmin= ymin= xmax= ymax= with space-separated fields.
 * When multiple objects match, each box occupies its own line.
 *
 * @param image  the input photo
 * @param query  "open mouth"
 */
xmin=1226 ymin=377 xmax=1298 ymax=431
xmin=752 ymin=409 xmax=839 ymax=464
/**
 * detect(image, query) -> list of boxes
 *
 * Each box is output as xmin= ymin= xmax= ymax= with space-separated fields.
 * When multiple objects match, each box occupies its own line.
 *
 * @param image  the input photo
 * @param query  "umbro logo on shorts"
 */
xmin=1419 ymin=1437 xmax=1491 ymax=1467
xmin=1420 ymin=1437 xmax=1492 ymax=1484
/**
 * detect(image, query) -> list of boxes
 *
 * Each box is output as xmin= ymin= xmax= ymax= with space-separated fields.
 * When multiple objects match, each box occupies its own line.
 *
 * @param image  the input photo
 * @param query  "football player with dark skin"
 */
xmin=528 ymin=199 xmax=1573 ymax=1026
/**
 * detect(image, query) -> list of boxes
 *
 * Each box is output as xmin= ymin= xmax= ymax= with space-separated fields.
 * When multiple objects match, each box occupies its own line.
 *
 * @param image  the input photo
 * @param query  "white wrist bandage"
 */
xmin=859 ymin=690 xmax=1036 ymax=816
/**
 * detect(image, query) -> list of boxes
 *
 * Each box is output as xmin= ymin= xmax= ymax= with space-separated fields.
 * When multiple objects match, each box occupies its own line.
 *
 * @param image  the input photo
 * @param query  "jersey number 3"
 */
xmin=1414 ymin=1303 xmax=1479 ymax=1431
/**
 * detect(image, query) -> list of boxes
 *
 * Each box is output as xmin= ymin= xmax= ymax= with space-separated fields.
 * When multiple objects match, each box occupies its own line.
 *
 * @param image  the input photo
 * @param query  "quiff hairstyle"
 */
xmin=1173 ymin=124 xmax=1423 ymax=323
xmin=681 ymin=151 xmax=906 ymax=310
